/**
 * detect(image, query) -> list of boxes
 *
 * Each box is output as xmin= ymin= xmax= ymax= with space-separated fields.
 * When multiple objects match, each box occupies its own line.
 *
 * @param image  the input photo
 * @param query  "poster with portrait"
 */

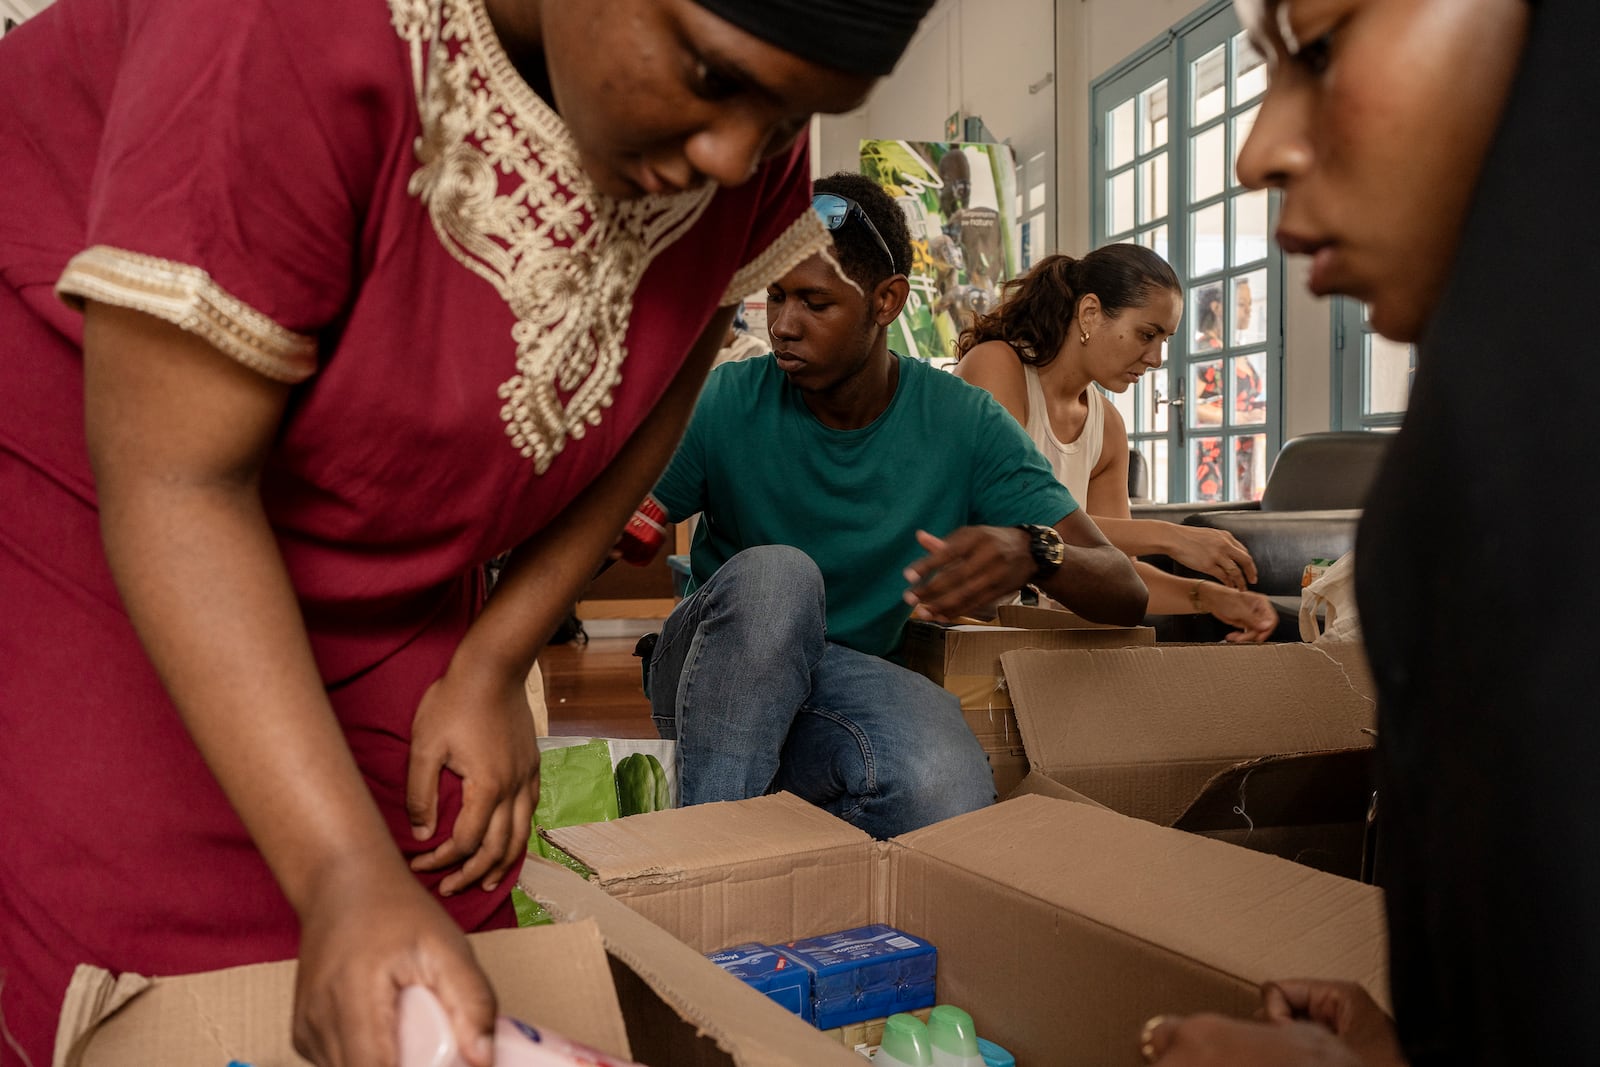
xmin=859 ymin=139 xmax=1020 ymax=366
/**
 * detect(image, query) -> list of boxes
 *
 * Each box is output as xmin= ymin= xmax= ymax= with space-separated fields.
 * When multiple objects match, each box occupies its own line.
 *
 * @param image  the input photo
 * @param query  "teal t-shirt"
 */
xmin=653 ymin=354 xmax=1078 ymax=658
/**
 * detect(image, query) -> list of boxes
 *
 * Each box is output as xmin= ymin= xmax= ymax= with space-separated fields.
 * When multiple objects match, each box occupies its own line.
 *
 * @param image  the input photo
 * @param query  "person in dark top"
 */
xmin=1141 ymin=0 xmax=1599 ymax=1064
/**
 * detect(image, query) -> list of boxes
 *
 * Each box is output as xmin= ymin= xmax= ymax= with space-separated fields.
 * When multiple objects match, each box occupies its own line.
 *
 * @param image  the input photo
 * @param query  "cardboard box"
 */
xmin=901 ymin=605 xmax=1156 ymax=797
xmin=1002 ymin=642 xmax=1379 ymax=877
xmin=59 ymin=879 xmax=867 ymax=1066
xmin=542 ymin=792 xmax=1389 ymax=1067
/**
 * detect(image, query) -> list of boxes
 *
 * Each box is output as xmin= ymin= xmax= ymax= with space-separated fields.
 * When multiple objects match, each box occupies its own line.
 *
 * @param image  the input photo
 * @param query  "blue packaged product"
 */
xmin=705 ymin=942 xmax=813 ymax=1020
xmin=777 ymin=924 xmax=937 ymax=1030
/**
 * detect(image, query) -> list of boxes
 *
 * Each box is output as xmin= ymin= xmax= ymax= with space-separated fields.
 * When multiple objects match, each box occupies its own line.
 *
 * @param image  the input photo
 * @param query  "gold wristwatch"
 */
xmin=1015 ymin=523 xmax=1066 ymax=584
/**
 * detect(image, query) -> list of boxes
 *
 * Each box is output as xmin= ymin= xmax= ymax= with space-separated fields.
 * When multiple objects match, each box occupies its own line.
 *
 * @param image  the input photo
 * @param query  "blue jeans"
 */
xmin=646 ymin=545 xmax=995 ymax=839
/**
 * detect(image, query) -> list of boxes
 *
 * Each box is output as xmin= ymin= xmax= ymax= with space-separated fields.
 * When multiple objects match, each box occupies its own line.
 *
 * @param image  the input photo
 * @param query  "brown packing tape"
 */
xmin=519 ymin=855 xmax=865 ymax=1067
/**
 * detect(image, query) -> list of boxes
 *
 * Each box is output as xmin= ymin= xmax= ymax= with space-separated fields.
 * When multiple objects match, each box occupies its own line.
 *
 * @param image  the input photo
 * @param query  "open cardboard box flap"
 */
xmin=1002 ymin=643 xmax=1378 ymax=826
xmin=550 ymin=793 xmax=1389 ymax=1015
xmin=892 ymin=795 xmax=1388 ymax=998
xmin=59 ymin=920 xmax=631 ymax=1067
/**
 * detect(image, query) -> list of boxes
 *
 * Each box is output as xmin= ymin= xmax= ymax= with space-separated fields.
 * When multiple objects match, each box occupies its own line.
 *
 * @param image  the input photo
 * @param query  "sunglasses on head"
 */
xmin=811 ymin=193 xmax=898 ymax=275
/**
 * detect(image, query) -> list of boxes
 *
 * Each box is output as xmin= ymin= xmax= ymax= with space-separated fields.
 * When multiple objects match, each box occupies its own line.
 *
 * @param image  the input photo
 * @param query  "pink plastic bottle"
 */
xmin=398 ymin=986 xmax=648 ymax=1067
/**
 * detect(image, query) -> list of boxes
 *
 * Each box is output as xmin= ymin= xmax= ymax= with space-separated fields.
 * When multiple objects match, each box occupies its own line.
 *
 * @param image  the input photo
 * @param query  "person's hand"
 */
xmin=1139 ymin=979 xmax=1405 ymax=1067
xmin=1165 ymin=525 xmax=1257 ymax=589
xmin=903 ymin=527 xmax=1033 ymax=622
xmin=1195 ymin=582 xmax=1279 ymax=643
xmin=294 ymin=865 xmax=497 ymax=1067
xmin=407 ymin=663 xmax=540 ymax=895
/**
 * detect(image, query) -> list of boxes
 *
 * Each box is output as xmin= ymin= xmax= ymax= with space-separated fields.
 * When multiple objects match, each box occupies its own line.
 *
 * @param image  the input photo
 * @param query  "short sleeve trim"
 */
xmin=719 ymin=211 xmax=832 ymax=306
xmin=56 ymin=246 xmax=318 ymax=383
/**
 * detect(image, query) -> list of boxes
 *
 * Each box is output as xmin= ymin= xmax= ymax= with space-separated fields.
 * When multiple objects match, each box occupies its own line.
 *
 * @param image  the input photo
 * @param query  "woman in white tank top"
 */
xmin=953 ymin=246 xmax=1278 ymax=642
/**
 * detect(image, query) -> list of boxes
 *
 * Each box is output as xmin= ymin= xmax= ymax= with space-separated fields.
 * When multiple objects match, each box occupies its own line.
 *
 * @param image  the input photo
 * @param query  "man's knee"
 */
xmin=720 ymin=545 xmax=824 ymax=608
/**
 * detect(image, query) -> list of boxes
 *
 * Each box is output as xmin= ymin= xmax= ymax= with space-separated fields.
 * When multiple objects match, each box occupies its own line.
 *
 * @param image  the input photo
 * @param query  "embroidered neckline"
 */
xmin=390 ymin=0 xmax=715 ymax=472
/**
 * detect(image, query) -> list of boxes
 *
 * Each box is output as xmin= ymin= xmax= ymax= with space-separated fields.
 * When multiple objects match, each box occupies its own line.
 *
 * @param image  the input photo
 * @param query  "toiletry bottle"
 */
xmin=928 ymin=1005 xmax=985 ymax=1067
xmin=876 ymin=1013 xmax=934 ymax=1067
xmin=397 ymin=986 xmax=647 ymax=1067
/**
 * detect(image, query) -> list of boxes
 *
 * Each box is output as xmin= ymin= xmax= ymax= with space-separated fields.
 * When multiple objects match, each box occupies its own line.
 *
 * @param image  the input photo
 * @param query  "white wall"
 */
xmin=813 ymin=0 xmax=1057 ymax=235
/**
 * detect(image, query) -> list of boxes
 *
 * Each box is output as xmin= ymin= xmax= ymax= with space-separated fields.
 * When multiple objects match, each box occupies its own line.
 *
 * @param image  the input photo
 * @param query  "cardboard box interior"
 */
xmin=543 ymin=792 xmax=1389 ymax=1067
xmin=61 ymin=878 xmax=867 ymax=1067
xmin=1002 ymin=642 xmax=1379 ymax=877
xmin=901 ymin=605 xmax=1156 ymax=798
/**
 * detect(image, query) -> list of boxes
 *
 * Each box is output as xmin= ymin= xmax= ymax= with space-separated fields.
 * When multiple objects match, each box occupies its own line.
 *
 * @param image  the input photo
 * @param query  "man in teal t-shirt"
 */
xmin=646 ymin=173 xmax=1147 ymax=838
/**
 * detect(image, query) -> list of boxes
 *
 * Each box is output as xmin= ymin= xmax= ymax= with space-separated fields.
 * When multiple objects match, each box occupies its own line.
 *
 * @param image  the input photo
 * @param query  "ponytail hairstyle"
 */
xmin=957 ymin=244 xmax=1181 ymax=367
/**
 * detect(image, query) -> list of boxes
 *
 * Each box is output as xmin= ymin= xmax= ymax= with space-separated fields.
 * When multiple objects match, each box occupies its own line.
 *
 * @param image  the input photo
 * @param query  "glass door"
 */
xmin=1093 ymin=1 xmax=1282 ymax=503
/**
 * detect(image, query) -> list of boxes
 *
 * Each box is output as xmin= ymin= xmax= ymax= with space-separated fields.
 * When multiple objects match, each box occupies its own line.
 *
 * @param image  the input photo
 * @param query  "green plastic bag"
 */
xmin=530 ymin=738 xmax=618 ymax=877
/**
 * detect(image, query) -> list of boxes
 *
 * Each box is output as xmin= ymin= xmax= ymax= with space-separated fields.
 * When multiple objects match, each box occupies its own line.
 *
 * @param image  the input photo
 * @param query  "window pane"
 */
xmin=1233 ymin=32 xmax=1267 ymax=104
xmin=1137 ymin=224 xmax=1170 ymax=261
xmin=1231 ymin=188 xmax=1269 ymax=266
xmin=1139 ymin=154 xmax=1168 ymax=224
xmin=1149 ymin=439 xmax=1170 ymax=503
xmin=1230 ymin=105 xmax=1259 ymax=187
xmin=1231 ymin=353 xmax=1267 ymax=426
xmin=1191 ymin=44 xmax=1226 ymax=125
xmin=1233 ymin=434 xmax=1266 ymax=501
xmin=1109 ymin=99 xmax=1136 ymax=169
xmin=1139 ymin=80 xmax=1170 ymax=152
xmin=1191 ymin=358 xmax=1224 ymax=427
xmin=1231 ymin=268 xmax=1267 ymax=346
xmin=1192 ymin=435 xmax=1225 ymax=502
xmin=1190 ymin=124 xmax=1226 ymax=203
xmin=1108 ymin=169 xmax=1135 ymax=235
xmin=1191 ymin=285 xmax=1225 ymax=354
xmin=1366 ymin=332 xmax=1414 ymax=415
xmin=1191 ymin=202 xmax=1225 ymax=276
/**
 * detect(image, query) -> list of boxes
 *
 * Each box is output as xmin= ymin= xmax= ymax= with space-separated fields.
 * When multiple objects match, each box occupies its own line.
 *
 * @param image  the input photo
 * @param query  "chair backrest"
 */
xmin=1260 ymin=431 xmax=1392 ymax=511
xmin=1127 ymin=446 xmax=1151 ymax=503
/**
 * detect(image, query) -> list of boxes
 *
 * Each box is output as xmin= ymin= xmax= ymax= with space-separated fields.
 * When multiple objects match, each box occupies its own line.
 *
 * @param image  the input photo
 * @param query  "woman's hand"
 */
xmin=295 ymin=864 xmax=497 ymax=1067
xmin=407 ymin=662 xmax=540 ymax=896
xmin=1195 ymin=582 xmax=1279 ymax=643
xmin=1165 ymin=525 xmax=1257 ymax=590
xmin=1139 ymin=979 xmax=1405 ymax=1067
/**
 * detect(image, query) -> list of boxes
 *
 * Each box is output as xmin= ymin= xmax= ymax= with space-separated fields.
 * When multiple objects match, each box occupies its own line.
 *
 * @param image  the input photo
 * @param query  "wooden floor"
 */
xmin=538 ymin=617 xmax=660 ymax=739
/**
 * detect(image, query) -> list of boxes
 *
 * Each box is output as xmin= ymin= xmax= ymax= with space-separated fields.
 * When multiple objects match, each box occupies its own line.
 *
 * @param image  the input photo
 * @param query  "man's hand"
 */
xmin=902 ymin=526 xmax=1033 ymax=622
xmin=407 ymin=663 xmax=540 ymax=896
xmin=1140 ymin=980 xmax=1405 ymax=1067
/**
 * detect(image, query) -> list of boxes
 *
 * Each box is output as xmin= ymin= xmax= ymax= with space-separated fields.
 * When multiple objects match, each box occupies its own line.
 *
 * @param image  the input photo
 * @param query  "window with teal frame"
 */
xmin=1332 ymin=297 xmax=1415 ymax=430
xmin=1090 ymin=0 xmax=1282 ymax=503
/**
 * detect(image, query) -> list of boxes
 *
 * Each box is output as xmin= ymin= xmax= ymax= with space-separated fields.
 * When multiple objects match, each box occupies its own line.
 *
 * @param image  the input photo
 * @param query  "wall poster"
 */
xmin=859 ymin=139 xmax=1020 ymax=367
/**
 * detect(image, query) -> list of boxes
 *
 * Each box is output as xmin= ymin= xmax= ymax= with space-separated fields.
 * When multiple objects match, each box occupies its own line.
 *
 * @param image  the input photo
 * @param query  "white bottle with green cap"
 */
xmin=877 ymin=1013 xmax=934 ymax=1067
xmin=927 ymin=1005 xmax=985 ymax=1067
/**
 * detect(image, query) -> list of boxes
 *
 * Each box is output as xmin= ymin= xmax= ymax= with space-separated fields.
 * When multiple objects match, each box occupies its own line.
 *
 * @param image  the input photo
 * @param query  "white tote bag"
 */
xmin=1300 ymin=550 xmax=1362 ymax=644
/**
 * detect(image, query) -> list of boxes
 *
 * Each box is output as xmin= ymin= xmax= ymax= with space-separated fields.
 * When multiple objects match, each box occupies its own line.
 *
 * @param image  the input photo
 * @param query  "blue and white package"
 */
xmin=705 ymin=942 xmax=813 ymax=1019
xmin=777 ymin=924 xmax=937 ymax=1030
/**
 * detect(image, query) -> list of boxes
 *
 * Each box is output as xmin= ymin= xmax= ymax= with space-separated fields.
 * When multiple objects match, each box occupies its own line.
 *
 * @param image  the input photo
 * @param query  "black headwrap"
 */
xmin=691 ymin=0 xmax=935 ymax=77
xmin=1357 ymin=1 xmax=1600 ymax=1064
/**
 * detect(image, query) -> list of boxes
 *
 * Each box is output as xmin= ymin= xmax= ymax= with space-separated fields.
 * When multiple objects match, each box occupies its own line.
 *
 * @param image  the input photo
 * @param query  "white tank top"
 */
xmin=1022 ymin=363 xmax=1103 ymax=504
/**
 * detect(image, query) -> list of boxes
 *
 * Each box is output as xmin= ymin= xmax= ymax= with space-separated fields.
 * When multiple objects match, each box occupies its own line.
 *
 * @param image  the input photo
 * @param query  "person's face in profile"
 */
xmin=1234 ymin=0 xmax=1529 ymax=342
xmin=1234 ymin=280 xmax=1252 ymax=332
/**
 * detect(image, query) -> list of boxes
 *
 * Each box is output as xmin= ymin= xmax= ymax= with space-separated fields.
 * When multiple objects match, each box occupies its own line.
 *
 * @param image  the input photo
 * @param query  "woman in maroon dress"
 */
xmin=0 ymin=0 xmax=934 ymax=1062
